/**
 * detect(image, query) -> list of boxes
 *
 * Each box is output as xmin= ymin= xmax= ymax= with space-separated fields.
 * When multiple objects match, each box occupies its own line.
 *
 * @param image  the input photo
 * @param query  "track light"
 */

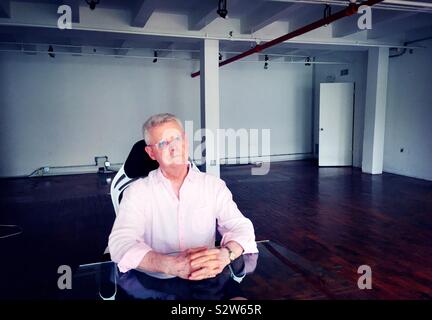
xmin=305 ymin=57 xmax=311 ymax=66
xmin=217 ymin=0 xmax=228 ymax=19
xmin=86 ymin=0 xmax=100 ymax=10
xmin=219 ymin=52 xmax=223 ymax=61
xmin=48 ymin=45 xmax=55 ymax=58
xmin=264 ymin=54 xmax=269 ymax=69
xmin=323 ymin=4 xmax=331 ymax=26
xmin=153 ymin=51 xmax=158 ymax=63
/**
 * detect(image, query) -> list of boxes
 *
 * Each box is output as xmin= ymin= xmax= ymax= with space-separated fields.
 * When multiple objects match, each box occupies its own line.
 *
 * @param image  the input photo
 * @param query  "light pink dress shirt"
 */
xmin=108 ymin=164 xmax=258 ymax=274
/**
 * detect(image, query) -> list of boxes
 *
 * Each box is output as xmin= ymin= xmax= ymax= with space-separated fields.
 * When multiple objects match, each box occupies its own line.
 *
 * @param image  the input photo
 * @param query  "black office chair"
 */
xmin=109 ymin=140 xmax=159 ymax=217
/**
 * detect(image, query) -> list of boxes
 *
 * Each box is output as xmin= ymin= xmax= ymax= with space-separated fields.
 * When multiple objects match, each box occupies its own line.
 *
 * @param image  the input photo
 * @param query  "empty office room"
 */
xmin=0 ymin=0 xmax=431 ymax=305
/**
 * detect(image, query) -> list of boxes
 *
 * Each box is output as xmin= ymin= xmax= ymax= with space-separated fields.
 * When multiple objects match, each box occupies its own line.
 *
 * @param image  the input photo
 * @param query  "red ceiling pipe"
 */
xmin=191 ymin=0 xmax=384 ymax=78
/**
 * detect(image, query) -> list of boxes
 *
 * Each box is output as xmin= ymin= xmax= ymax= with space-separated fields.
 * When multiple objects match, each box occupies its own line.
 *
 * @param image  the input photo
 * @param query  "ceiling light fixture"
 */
xmin=86 ymin=0 xmax=100 ymax=11
xmin=324 ymin=4 xmax=332 ymax=26
xmin=217 ymin=0 xmax=228 ymax=19
xmin=48 ymin=45 xmax=55 ymax=58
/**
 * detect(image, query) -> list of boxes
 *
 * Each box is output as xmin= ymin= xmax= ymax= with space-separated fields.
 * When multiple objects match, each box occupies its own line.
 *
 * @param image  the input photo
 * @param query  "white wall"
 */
xmin=384 ymin=40 xmax=432 ymax=181
xmin=0 ymin=52 xmax=315 ymax=177
xmin=0 ymin=53 xmax=200 ymax=177
xmin=312 ymin=45 xmax=432 ymax=181
xmin=313 ymin=51 xmax=368 ymax=168
xmin=220 ymin=61 xmax=314 ymax=162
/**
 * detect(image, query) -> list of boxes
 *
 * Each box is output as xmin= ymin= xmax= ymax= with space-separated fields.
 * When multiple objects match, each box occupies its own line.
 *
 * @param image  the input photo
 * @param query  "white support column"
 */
xmin=200 ymin=39 xmax=220 ymax=178
xmin=362 ymin=47 xmax=389 ymax=174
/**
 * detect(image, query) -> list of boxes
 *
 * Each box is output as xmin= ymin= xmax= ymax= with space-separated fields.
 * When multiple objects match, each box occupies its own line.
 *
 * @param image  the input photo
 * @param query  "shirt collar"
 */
xmin=155 ymin=161 xmax=197 ymax=184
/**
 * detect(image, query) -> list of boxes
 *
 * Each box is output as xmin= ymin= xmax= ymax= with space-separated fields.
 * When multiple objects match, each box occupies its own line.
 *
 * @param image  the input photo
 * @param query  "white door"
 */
xmin=319 ymin=83 xmax=354 ymax=166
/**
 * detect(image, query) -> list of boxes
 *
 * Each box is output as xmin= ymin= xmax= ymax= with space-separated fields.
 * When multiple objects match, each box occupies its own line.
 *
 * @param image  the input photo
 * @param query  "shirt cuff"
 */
xmin=221 ymin=233 xmax=259 ymax=255
xmin=117 ymin=242 xmax=152 ymax=273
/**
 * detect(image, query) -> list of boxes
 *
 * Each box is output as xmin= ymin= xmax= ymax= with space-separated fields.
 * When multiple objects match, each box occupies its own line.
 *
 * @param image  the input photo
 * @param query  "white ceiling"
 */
xmin=0 ymin=0 xmax=431 ymax=59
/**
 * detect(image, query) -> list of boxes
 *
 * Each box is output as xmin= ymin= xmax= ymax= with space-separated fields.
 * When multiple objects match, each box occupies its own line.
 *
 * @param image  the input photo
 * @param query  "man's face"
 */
xmin=144 ymin=120 xmax=189 ymax=169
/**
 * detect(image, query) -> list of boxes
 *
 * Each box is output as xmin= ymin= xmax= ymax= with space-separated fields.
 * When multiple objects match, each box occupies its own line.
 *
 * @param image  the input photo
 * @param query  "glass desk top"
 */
xmin=68 ymin=241 xmax=358 ymax=300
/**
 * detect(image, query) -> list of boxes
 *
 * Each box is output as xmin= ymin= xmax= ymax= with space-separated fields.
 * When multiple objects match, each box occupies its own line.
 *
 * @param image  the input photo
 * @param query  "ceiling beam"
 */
xmin=113 ymin=39 xmax=128 ymax=55
xmin=112 ymin=40 xmax=176 ymax=58
xmin=156 ymin=42 xmax=175 ymax=58
xmin=287 ymin=5 xmax=325 ymax=32
xmin=131 ymin=0 xmax=157 ymax=28
xmin=0 ymin=22 xmax=404 ymax=51
xmin=0 ymin=0 xmax=10 ymax=18
xmin=22 ymin=44 xmax=37 ymax=55
xmin=367 ymin=12 xmax=432 ymax=39
xmin=281 ymin=48 xmax=313 ymax=61
xmin=331 ymin=14 xmax=363 ymax=38
xmin=188 ymin=1 xmax=219 ymax=31
xmin=333 ymin=10 xmax=415 ymax=38
xmin=241 ymin=2 xmax=302 ymax=34
xmin=60 ymin=38 xmax=82 ymax=56
xmin=189 ymin=0 xmax=241 ymax=31
xmin=405 ymin=25 xmax=432 ymax=42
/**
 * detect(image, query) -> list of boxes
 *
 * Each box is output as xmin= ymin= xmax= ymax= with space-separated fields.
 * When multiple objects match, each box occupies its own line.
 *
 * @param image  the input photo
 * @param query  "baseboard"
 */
xmin=218 ymin=153 xmax=314 ymax=165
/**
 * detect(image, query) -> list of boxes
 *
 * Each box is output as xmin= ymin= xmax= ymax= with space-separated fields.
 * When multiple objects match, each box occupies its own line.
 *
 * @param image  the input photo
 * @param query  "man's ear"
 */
xmin=145 ymin=146 xmax=156 ymax=160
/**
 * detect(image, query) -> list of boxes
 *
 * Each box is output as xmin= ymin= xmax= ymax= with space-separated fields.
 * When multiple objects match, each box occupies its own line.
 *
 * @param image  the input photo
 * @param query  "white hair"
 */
xmin=142 ymin=113 xmax=184 ymax=144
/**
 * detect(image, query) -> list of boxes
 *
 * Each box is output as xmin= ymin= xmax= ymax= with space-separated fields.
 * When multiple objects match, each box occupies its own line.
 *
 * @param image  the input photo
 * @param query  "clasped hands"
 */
xmin=168 ymin=246 xmax=231 ymax=281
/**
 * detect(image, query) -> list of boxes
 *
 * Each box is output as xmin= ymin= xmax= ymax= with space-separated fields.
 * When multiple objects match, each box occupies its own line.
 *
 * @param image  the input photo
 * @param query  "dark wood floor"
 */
xmin=1 ymin=160 xmax=431 ymax=299
xmin=224 ymin=161 xmax=432 ymax=299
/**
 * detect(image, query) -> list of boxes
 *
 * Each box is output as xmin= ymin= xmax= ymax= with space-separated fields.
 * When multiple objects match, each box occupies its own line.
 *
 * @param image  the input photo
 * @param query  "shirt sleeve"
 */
xmin=108 ymin=181 xmax=152 ymax=273
xmin=214 ymin=179 xmax=258 ymax=254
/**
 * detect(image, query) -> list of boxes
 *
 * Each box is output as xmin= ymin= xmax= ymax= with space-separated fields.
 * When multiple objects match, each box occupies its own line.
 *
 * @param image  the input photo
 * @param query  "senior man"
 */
xmin=109 ymin=113 xmax=257 ymax=281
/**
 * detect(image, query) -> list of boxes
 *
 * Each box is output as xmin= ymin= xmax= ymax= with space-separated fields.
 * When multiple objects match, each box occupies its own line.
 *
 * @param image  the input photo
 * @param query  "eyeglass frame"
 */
xmin=147 ymin=133 xmax=185 ymax=150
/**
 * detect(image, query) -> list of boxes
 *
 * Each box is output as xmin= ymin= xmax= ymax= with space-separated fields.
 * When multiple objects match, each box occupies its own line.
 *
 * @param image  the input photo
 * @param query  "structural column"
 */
xmin=200 ymin=39 xmax=220 ymax=177
xmin=362 ymin=47 xmax=389 ymax=174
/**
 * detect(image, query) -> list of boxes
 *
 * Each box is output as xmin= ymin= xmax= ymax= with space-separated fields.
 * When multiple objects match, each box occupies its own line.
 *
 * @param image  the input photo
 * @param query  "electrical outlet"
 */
xmin=340 ymin=69 xmax=349 ymax=76
xmin=95 ymin=156 xmax=108 ymax=167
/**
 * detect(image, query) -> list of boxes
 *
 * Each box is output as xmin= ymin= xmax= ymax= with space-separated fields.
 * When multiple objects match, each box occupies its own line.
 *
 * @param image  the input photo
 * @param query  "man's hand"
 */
xmin=140 ymin=242 xmax=243 ymax=280
xmin=164 ymin=247 xmax=207 ymax=279
xmin=188 ymin=248 xmax=231 ymax=281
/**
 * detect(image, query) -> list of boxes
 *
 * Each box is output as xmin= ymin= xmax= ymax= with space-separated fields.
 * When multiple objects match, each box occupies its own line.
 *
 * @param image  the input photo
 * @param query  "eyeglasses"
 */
xmin=148 ymin=134 xmax=183 ymax=150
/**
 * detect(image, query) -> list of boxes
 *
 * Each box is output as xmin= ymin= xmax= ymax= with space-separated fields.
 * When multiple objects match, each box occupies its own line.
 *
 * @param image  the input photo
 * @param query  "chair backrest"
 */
xmin=110 ymin=140 xmax=158 ymax=215
xmin=110 ymin=164 xmax=136 ymax=216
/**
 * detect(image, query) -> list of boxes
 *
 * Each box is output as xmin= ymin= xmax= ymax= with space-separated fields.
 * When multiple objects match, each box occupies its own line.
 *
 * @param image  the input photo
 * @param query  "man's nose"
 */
xmin=169 ymin=141 xmax=180 ymax=153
